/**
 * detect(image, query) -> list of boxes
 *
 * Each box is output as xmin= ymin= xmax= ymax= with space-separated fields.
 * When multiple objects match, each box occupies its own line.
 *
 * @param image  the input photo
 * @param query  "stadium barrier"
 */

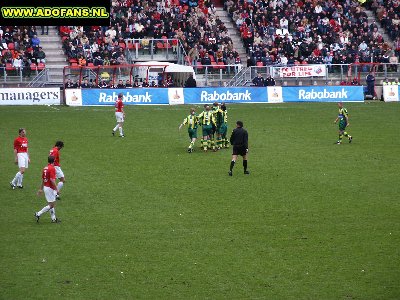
xmin=382 ymin=85 xmax=400 ymax=102
xmin=65 ymin=86 xmax=365 ymax=106
xmin=0 ymin=88 xmax=61 ymax=105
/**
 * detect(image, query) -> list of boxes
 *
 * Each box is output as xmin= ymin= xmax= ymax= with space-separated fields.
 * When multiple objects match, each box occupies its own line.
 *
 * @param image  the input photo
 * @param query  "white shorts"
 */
xmin=17 ymin=152 xmax=29 ymax=168
xmin=44 ymin=186 xmax=57 ymax=202
xmin=55 ymin=166 xmax=64 ymax=179
xmin=115 ymin=112 xmax=124 ymax=122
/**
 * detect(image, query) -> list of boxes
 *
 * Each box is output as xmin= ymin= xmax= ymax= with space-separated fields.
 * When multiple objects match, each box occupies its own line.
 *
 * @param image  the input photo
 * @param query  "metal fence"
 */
xmin=1 ymin=63 xmax=400 ymax=87
xmin=124 ymin=38 xmax=187 ymax=65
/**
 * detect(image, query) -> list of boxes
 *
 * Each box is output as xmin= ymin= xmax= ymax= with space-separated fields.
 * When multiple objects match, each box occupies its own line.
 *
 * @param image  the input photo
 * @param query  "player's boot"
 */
xmin=112 ymin=130 xmax=115 ymax=136
xmin=56 ymin=194 xmax=60 ymax=200
xmin=228 ymin=171 xmax=232 ymax=176
xmin=335 ymin=141 xmax=341 ymax=145
xmin=348 ymin=136 xmax=352 ymax=143
xmin=10 ymin=182 xmax=16 ymax=190
xmin=244 ymin=171 xmax=250 ymax=175
xmin=17 ymin=185 xmax=23 ymax=189
xmin=51 ymin=218 xmax=61 ymax=223
xmin=34 ymin=213 xmax=40 ymax=223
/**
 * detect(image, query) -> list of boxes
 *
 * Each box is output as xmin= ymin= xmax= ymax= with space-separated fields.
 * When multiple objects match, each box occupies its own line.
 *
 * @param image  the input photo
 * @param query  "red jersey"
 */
xmin=115 ymin=98 xmax=124 ymax=112
xmin=14 ymin=136 xmax=28 ymax=153
xmin=42 ymin=164 xmax=56 ymax=189
xmin=49 ymin=147 xmax=60 ymax=167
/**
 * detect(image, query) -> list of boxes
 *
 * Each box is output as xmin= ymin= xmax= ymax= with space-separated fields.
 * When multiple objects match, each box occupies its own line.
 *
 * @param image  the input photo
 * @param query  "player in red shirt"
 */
xmin=49 ymin=141 xmax=65 ymax=199
xmin=112 ymin=93 xmax=125 ymax=137
xmin=10 ymin=128 xmax=30 ymax=189
xmin=35 ymin=156 xmax=60 ymax=223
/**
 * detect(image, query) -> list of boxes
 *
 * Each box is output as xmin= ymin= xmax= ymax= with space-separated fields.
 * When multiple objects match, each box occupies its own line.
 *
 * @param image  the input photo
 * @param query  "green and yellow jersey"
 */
xmin=182 ymin=114 xmax=198 ymax=129
xmin=338 ymin=107 xmax=348 ymax=124
xmin=214 ymin=108 xmax=225 ymax=128
xmin=198 ymin=110 xmax=216 ymax=126
xmin=222 ymin=109 xmax=228 ymax=125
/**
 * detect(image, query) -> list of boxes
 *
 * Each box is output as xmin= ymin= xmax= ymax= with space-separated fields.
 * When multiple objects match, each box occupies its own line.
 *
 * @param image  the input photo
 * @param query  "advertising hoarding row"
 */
xmin=0 ymin=86 xmax=366 ymax=106
xmin=65 ymin=86 xmax=364 ymax=106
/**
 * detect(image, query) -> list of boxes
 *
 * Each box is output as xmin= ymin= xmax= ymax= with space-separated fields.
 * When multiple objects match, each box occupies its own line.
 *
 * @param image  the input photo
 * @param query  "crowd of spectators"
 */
xmin=370 ymin=0 xmax=400 ymax=57
xmin=64 ymin=74 xmax=176 ymax=89
xmin=0 ymin=26 xmax=47 ymax=77
xmin=225 ymin=0 xmax=397 ymax=70
xmin=61 ymin=0 xmax=242 ymax=68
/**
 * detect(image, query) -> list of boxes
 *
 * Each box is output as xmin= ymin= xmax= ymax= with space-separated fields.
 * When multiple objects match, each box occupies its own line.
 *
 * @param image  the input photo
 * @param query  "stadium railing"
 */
xmin=1 ymin=63 xmax=400 ymax=87
xmin=123 ymin=38 xmax=187 ymax=65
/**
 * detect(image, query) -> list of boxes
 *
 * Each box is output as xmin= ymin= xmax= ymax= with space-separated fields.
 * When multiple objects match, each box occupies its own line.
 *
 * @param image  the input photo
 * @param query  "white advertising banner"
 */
xmin=382 ymin=85 xmax=399 ymax=102
xmin=278 ymin=65 xmax=326 ymax=78
xmin=267 ymin=86 xmax=283 ymax=103
xmin=168 ymin=88 xmax=184 ymax=105
xmin=65 ymin=89 xmax=83 ymax=106
xmin=0 ymin=88 xmax=61 ymax=105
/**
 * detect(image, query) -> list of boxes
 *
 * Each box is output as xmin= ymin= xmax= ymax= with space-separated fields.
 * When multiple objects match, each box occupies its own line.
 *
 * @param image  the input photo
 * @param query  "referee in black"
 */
xmin=229 ymin=121 xmax=249 ymax=176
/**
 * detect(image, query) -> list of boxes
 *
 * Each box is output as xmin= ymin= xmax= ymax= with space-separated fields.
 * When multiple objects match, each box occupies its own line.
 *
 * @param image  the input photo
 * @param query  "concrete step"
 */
xmin=45 ymin=54 xmax=66 ymax=60
xmin=42 ymin=49 xmax=64 ymax=56
xmin=46 ymin=61 xmax=68 ymax=65
xmin=39 ymin=35 xmax=61 ymax=43
xmin=41 ymin=44 xmax=64 ymax=50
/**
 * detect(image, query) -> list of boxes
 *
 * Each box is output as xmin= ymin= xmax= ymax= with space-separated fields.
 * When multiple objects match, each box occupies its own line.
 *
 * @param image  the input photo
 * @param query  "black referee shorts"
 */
xmin=232 ymin=145 xmax=247 ymax=156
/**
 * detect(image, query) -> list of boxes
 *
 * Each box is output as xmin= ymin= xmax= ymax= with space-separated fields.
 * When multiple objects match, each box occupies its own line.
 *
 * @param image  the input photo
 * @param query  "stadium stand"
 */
xmin=60 ymin=0 xmax=242 ymax=69
xmin=0 ymin=26 xmax=47 ymax=77
xmin=225 ymin=0 xmax=396 ymax=68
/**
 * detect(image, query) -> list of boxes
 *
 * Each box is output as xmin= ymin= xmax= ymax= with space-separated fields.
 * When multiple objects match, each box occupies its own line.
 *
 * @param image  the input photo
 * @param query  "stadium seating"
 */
xmin=0 ymin=26 xmax=47 ymax=72
xmin=60 ymin=0 xmax=241 ymax=67
xmin=226 ymin=0 xmax=396 ymax=67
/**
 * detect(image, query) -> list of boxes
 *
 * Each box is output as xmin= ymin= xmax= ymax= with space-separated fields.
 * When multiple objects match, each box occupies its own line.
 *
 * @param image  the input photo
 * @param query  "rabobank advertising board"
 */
xmin=79 ymin=88 xmax=170 ymax=105
xmin=183 ymin=87 xmax=269 ymax=104
xmin=283 ymin=86 xmax=364 ymax=102
xmin=65 ymin=86 xmax=364 ymax=106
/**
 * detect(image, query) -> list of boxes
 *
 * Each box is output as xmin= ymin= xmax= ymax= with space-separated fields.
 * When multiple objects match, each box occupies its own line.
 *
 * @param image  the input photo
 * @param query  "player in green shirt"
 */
xmin=334 ymin=102 xmax=353 ymax=144
xmin=220 ymin=102 xmax=229 ymax=148
xmin=198 ymin=104 xmax=216 ymax=152
xmin=212 ymin=102 xmax=224 ymax=150
xmin=179 ymin=108 xmax=199 ymax=153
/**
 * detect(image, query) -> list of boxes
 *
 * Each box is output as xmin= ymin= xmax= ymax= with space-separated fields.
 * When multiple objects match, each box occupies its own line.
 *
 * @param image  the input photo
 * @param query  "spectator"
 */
xmin=125 ymin=80 xmax=132 ymax=88
xmin=65 ymin=78 xmax=75 ymax=89
xmin=81 ymin=78 xmax=91 ymax=88
xmin=184 ymin=74 xmax=197 ymax=87
xmin=31 ymin=34 xmax=40 ymax=48
xmin=365 ymin=71 xmax=376 ymax=98
xmin=12 ymin=55 xmax=22 ymax=70
xmin=98 ymin=79 xmax=109 ymax=88
xmin=252 ymin=73 xmax=265 ymax=87
xmin=116 ymin=79 xmax=125 ymax=88
xmin=264 ymin=74 xmax=276 ymax=86
xmin=34 ymin=47 xmax=46 ymax=64
xmin=21 ymin=57 xmax=31 ymax=77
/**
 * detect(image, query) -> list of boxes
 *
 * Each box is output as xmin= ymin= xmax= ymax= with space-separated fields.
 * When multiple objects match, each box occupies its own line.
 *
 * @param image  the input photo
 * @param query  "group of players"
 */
xmin=179 ymin=102 xmax=251 ymax=176
xmin=9 ymin=128 xmax=65 ymax=223
xmin=179 ymin=102 xmax=229 ymax=153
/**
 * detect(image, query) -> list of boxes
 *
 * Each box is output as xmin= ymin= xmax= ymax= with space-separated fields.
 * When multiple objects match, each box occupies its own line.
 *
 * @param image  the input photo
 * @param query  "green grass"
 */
xmin=0 ymin=102 xmax=399 ymax=299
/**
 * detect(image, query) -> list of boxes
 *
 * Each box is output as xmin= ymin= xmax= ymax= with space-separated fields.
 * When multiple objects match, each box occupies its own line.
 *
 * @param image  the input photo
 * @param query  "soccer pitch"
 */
xmin=0 ymin=102 xmax=399 ymax=299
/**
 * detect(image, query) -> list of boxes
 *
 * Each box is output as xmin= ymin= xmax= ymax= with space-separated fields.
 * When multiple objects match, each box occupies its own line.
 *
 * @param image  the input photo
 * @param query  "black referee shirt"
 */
xmin=230 ymin=127 xmax=248 ymax=148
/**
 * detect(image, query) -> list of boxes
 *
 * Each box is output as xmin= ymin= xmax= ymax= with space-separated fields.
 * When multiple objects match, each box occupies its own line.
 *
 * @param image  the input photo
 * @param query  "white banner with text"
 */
xmin=278 ymin=65 xmax=327 ymax=78
xmin=0 ymin=88 xmax=61 ymax=105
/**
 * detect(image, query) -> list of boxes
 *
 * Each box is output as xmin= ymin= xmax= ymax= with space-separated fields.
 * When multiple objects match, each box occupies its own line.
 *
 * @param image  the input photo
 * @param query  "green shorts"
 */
xmin=188 ymin=128 xmax=197 ymax=139
xmin=339 ymin=120 xmax=347 ymax=131
xmin=202 ymin=124 xmax=212 ymax=137
xmin=218 ymin=124 xmax=227 ymax=135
